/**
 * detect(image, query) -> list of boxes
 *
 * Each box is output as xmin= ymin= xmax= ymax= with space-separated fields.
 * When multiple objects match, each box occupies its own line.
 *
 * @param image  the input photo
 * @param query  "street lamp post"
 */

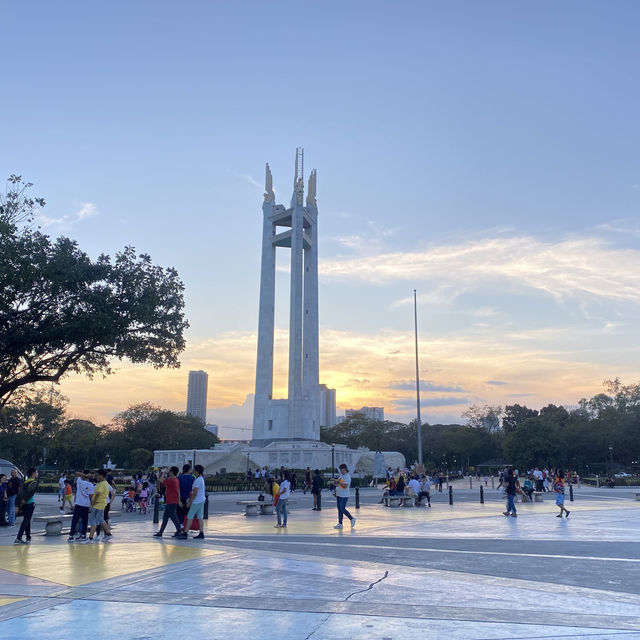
xmin=609 ymin=446 xmax=614 ymax=478
xmin=413 ymin=289 xmax=423 ymax=466
xmin=331 ymin=444 xmax=335 ymax=476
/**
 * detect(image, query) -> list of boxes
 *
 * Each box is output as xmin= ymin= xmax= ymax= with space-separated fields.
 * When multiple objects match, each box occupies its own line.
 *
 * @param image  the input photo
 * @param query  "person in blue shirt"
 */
xmin=177 ymin=464 xmax=195 ymax=526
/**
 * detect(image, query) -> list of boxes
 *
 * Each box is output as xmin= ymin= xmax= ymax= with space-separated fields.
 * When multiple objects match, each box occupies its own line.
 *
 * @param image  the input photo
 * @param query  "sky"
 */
xmin=2 ymin=1 xmax=639 ymax=439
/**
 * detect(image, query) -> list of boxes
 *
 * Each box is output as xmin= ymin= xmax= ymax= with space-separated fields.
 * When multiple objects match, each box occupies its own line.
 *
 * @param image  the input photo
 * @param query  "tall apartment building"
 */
xmin=319 ymin=384 xmax=337 ymax=428
xmin=345 ymin=406 xmax=384 ymax=422
xmin=186 ymin=370 xmax=208 ymax=424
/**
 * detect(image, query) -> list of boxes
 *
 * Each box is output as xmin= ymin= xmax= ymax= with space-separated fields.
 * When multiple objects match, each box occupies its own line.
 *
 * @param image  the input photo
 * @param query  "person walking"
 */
xmin=311 ymin=469 xmax=323 ymax=510
xmin=502 ymin=468 xmax=519 ymax=518
xmin=178 ymin=464 xmax=206 ymax=540
xmin=6 ymin=470 xmax=22 ymax=527
xmin=274 ymin=471 xmax=290 ymax=528
xmin=333 ymin=464 xmax=356 ymax=529
xmin=554 ymin=471 xmax=570 ymax=518
xmin=14 ymin=468 xmax=38 ymax=544
xmin=154 ymin=466 xmax=183 ymax=537
xmin=83 ymin=469 xmax=113 ymax=543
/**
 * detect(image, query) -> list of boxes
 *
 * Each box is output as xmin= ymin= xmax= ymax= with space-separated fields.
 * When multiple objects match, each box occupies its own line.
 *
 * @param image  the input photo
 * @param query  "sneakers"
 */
xmin=176 ymin=532 xmax=188 ymax=539
xmin=102 ymin=534 xmax=113 ymax=542
xmin=274 ymin=524 xmax=284 ymax=528
xmin=334 ymin=523 xmax=343 ymax=529
xmin=511 ymin=514 xmax=517 ymax=517
xmin=81 ymin=537 xmax=97 ymax=544
xmin=350 ymin=518 xmax=356 ymax=528
xmin=67 ymin=537 xmax=75 ymax=543
xmin=503 ymin=511 xmax=510 ymax=516
xmin=14 ymin=539 xmax=28 ymax=544
xmin=194 ymin=533 xmax=205 ymax=539
xmin=565 ymin=511 xmax=570 ymax=518
xmin=153 ymin=532 xmax=163 ymax=537
xmin=556 ymin=514 xmax=563 ymax=518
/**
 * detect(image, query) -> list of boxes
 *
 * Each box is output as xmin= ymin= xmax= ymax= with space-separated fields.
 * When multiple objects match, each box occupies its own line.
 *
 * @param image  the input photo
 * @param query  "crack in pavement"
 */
xmin=344 ymin=570 xmax=389 ymax=602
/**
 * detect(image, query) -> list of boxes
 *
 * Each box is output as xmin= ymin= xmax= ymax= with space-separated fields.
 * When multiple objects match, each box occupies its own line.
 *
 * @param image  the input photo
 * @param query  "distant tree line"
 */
xmin=0 ymin=394 xmax=218 ymax=470
xmin=321 ymin=379 xmax=640 ymax=475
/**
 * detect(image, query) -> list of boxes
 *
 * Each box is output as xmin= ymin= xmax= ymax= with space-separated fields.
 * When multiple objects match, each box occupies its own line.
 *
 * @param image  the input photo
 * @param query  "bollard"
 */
xmin=153 ymin=495 xmax=160 ymax=524
xmin=355 ymin=486 xmax=360 ymax=509
xmin=448 ymin=486 xmax=453 ymax=505
xmin=469 ymin=476 xmax=473 ymax=489
xmin=569 ymin=484 xmax=574 ymax=502
xmin=317 ymin=490 xmax=322 ymax=511
xmin=480 ymin=485 xmax=484 ymax=504
xmin=204 ymin=493 xmax=209 ymax=519
xmin=491 ymin=476 xmax=495 ymax=489
xmin=596 ymin=475 xmax=600 ymax=488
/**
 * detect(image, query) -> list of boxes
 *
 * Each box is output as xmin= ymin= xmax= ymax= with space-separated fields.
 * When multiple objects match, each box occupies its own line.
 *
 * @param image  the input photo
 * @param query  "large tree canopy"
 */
xmin=0 ymin=176 xmax=188 ymax=406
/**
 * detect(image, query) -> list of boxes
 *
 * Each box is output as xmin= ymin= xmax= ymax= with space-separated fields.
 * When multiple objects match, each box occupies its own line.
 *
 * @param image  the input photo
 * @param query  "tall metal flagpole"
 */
xmin=414 ymin=289 xmax=423 ymax=465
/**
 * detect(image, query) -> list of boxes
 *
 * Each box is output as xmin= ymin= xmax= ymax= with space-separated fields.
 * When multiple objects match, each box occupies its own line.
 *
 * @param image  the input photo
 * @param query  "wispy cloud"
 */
xmin=594 ymin=219 xmax=640 ymax=238
xmin=38 ymin=202 xmax=97 ymax=229
xmin=487 ymin=380 xmax=508 ymax=386
xmin=321 ymin=235 xmax=640 ymax=305
xmin=389 ymin=379 xmax=465 ymax=392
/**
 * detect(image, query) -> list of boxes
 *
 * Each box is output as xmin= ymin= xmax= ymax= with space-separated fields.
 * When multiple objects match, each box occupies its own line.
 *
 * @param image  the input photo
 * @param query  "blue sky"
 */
xmin=2 ymin=1 xmax=639 ymax=437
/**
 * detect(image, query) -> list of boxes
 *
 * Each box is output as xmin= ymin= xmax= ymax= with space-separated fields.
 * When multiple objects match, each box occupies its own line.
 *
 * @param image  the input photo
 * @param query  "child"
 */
xmin=139 ymin=482 xmax=149 ymax=514
xmin=60 ymin=479 xmax=74 ymax=512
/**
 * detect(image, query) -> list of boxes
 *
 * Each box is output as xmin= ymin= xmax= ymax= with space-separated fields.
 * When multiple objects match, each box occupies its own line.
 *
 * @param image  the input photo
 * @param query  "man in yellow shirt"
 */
xmin=83 ymin=469 xmax=113 ymax=543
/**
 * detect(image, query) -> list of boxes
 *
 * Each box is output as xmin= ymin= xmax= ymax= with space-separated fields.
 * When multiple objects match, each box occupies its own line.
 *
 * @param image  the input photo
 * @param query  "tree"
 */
xmin=104 ymin=403 xmax=219 ymax=467
xmin=49 ymin=419 xmax=106 ymax=470
xmin=0 ymin=390 xmax=67 ymax=467
xmin=462 ymin=405 xmax=503 ymax=433
xmin=0 ymin=176 xmax=189 ymax=407
xmin=502 ymin=404 xmax=538 ymax=434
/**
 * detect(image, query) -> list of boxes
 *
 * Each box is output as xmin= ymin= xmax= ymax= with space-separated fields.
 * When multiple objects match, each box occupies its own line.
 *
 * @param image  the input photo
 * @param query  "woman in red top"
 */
xmin=153 ymin=466 xmax=183 ymax=537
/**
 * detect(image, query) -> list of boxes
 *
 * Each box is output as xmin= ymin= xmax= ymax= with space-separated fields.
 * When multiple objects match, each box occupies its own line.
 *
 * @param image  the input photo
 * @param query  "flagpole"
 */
xmin=414 ymin=289 xmax=423 ymax=465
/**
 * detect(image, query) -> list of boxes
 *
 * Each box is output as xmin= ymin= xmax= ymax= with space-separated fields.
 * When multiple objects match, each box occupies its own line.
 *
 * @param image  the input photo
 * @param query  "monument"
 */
xmin=154 ymin=151 xmax=406 ymax=475
xmin=252 ymin=148 xmax=320 ymax=446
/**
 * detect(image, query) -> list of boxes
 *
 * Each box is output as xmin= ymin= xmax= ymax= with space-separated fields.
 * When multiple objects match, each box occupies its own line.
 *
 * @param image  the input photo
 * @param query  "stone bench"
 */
xmin=236 ymin=500 xmax=274 ymax=516
xmin=533 ymin=492 xmax=544 ymax=502
xmin=34 ymin=514 xmax=73 ymax=535
xmin=633 ymin=492 xmax=640 ymax=501
xmin=382 ymin=495 xmax=416 ymax=508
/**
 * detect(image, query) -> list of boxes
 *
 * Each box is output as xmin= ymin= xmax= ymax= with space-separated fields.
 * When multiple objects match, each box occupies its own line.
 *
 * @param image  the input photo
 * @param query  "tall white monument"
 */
xmin=252 ymin=149 xmax=320 ymax=446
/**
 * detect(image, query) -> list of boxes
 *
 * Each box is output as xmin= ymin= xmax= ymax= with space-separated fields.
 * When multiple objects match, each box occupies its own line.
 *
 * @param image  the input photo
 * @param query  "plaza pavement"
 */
xmin=0 ymin=482 xmax=639 ymax=640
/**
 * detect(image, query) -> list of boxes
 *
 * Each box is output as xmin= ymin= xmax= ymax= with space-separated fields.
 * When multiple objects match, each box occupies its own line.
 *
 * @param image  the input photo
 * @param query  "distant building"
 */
xmin=346 ymin=406 xmax=384 ymax=422
xmin=186 ymin=370 xmax=208 ymax=423
xmin=319 ymin=384 xmax=337 ymax=427
xmin=205 ymin=424 xmax=219 ymax=437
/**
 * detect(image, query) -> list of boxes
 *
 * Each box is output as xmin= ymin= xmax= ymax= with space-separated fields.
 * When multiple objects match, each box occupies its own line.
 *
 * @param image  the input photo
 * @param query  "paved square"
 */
xmin=0 ymin=485 xmax=638 ymax=639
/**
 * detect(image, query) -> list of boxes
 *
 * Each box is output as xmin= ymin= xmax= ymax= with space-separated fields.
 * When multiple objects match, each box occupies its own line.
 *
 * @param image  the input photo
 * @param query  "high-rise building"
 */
xmin=319 ymin=384 xmax=337 ymax=428
xmin=345 ymin=406 xmax=384 ymax=422
xmin=186 ymin=370 xmax=208 ymax=423
xmin=252 ymin=149 xmax=321 ymax=446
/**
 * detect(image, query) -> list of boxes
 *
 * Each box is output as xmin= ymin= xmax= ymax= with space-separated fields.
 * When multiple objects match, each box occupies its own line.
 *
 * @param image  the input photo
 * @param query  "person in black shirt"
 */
xmin=502 ymin=468 xmax=520 ymax=518
xmin=311 ymin=469 xmax=323 ymax=510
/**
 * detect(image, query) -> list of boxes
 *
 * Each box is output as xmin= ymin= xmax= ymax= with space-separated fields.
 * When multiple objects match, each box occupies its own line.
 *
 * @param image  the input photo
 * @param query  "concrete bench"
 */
xmin=633 ymin=493 xmax=640 ymax=501
xmin=236 ymin=500 xmax=274 ymax=516
xmin=533 ymin=492 xmax=544 ymax=502
xmin=34 ymin=514 xmax=73 ymax=535
xmin=382 ymin=495 xmax=414 ymax=508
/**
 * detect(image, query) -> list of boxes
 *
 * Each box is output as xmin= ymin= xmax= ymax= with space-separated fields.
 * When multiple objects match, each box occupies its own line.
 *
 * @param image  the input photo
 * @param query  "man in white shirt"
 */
xmin=68 ymin=471 xmax=94 ymax=542
xmin=333 ymin=464 xmax=356 ymax=529
xmin=275 ymin=471 xmax=290 ymax=528
xmin=178 ymin=464 xmax=206 ymax=540
xmin=418 ymin=475 xmax=432 ymax=507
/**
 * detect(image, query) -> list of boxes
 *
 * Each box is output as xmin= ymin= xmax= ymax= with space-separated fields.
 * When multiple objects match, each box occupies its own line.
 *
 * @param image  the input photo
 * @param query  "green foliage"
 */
xmin=0 ymin=396 xmax=219 ymax=471
xmin=321 ymin=414 xmax=500 ymax=469
xmin=103 ymin=403 xmax=219 ymax=468
xmin=0 ymin=176 xmax=189 ymax=407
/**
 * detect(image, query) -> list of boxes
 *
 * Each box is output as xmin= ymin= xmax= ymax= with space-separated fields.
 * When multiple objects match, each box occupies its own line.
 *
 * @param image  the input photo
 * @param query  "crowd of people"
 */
xmin=1 ymin=461 xmax=588 ymax=543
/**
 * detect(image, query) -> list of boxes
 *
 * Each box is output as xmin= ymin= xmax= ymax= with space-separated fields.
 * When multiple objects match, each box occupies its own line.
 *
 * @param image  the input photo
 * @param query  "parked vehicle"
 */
xmin=0 ymin=458 xmax=23 ymax=479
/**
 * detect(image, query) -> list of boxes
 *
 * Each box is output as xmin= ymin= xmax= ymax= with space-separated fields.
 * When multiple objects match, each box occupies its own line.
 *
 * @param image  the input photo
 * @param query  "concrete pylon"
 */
xmin=252 ymin=149 xmax=320 ymax=446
